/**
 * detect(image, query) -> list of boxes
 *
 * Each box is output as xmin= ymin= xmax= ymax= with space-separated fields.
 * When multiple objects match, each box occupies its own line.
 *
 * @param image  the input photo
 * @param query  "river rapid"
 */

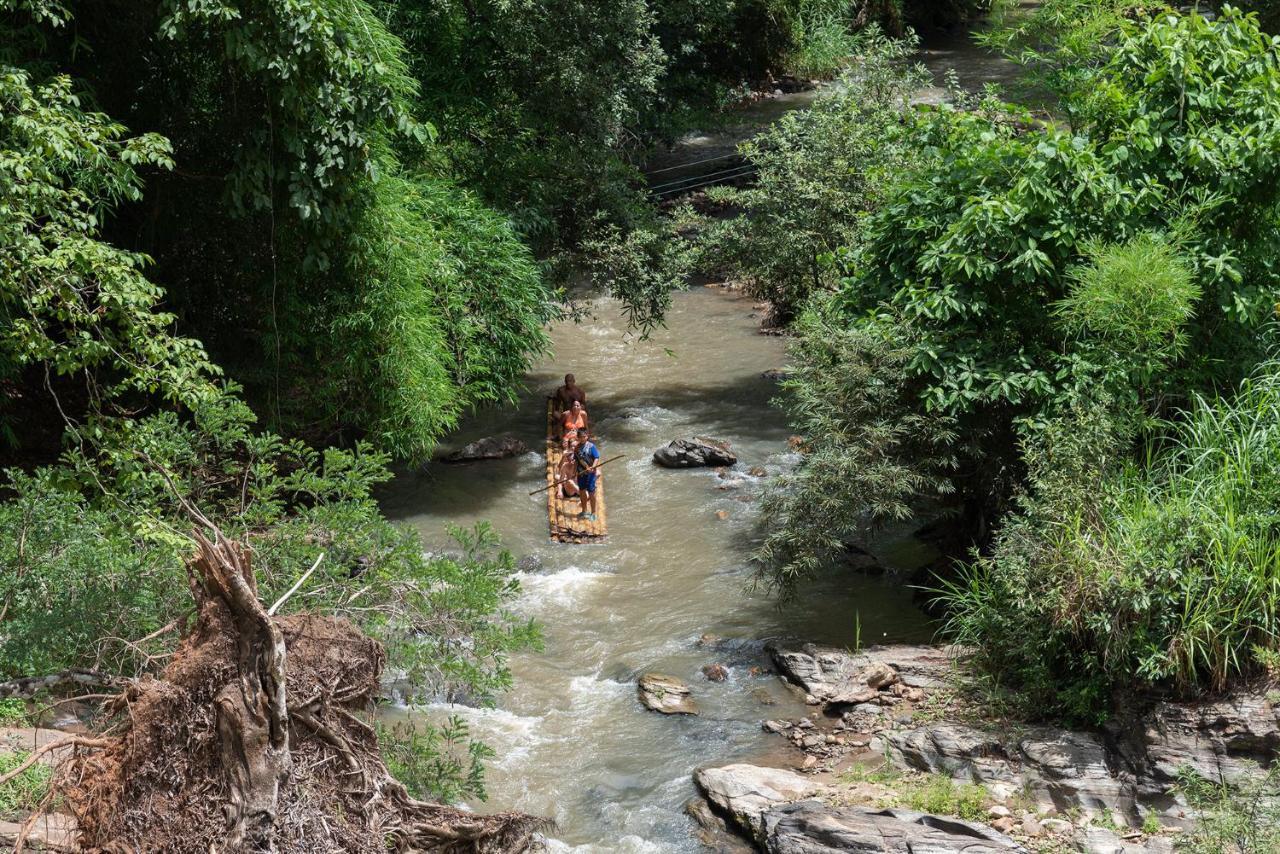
xmin=380 ymin=291 xmax=936 ymax=851
xmin=379 ymin=22 xmax=1020 ymax=852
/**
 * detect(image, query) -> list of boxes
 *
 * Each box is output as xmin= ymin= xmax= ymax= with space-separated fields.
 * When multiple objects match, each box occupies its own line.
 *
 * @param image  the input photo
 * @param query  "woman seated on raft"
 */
xmin=557 ymin=431 xmax=581 ymax=499
xmin=560 ymin=399 xmax=588 ymax=439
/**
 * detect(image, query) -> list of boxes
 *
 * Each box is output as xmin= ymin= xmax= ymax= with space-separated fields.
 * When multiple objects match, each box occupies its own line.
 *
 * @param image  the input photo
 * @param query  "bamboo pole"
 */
xmin=529 ymin=454 xmax=625 ymax=496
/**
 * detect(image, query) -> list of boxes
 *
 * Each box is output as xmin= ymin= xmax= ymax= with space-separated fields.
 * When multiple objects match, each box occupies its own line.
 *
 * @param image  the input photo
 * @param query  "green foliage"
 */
xmin=693 ymin=29 xmax=930 ymax=320
xmin=1176 ymin=762 xmax=1280 ymax=853
xmin=581 ymin=216 xmax=699 ymax=336
xmin=900 ymin=774 xmax=989 ymax=821
xmin=0 ymin=67 xmax=219 ymax=414
xmin=157 ymin=0 xmax=426 ymax=231
xmin=756 ymin=315 xmax=957 ymax=591
xmin=941 ymin=363 xmax=1280 ymax=720
xmin=4 ymin=394 xmax=538 ymax=709
xmin=980 ymin=0 xmax=1157 ymax=117
xmin=759 ymin=9 xmax=1280 ymax=594
xmin=0 ymin=699 xmax=27 ymax=725
xmin=388 ymin=0 xmax=664 ymax=251
xmin=789 ymin=8 xmax=865 ymax=79
xmin=379 ymin=716 xmax=493 ymax=803
xmin=1055 ymin=233 xmax=1200 ymax=410
xmin=319 ymin=174 xmax=555 ymax=461
xmin=0 ymin=751 xmax=51 ymax=817
xmin=0 ymin=470 xmax=182 ymax=678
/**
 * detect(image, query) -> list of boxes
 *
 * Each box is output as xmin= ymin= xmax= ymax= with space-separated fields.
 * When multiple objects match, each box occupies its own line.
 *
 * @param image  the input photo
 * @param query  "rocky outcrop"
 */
xmin=442 ymin=434 xmax=527 ymax=462
xmin=1127 ymin=687 xmax=1280 ymax=789
xmin=637 ymin=673 xmax=698 ymax=715
xmin=652 ymin=437 xmax=737 ymax=468
xmin=768 ymin=643 xmax=1279 ymax=829
xmin=693 ymin=764 xmax=821 ymax=837
xmin=760 ymin=802 xmax=1027 ymax=854
xmin=1081 ymin=827 xmax=1175 ymax=854
xmin=883 ymin=725 xmax=1135 ymax=818
xmin=769 ymin=643 xmax=957 ymax=702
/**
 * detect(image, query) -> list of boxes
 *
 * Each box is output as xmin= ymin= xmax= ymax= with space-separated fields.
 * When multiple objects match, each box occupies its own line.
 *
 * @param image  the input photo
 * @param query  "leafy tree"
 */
xmin=755 ymin=315 xmax=958 ymax=592
xmin=758 ymin=7 xmax=1280 ymax=591
xmin=692 ymin=29 xmax=930 ymax=321
xmin=0 ymin=67 xmax=219 ymax=429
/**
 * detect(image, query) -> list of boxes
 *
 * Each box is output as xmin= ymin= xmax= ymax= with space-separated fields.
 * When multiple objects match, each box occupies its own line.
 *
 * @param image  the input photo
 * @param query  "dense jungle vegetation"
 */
xmin=6 ymin=0 xmax=1279 ymax=832
xmin=0 ymin=0 xmax=984 ymax=810
xmin=708 ymin=1 xmax=1280 ymax=725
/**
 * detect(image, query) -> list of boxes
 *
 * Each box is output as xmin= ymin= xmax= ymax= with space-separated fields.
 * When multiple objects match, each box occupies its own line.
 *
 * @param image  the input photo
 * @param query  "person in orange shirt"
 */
xmin=560 ymin=399 xmax=588 ymax=439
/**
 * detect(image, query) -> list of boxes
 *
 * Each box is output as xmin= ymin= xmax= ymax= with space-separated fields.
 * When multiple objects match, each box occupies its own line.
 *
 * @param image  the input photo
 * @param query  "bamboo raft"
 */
xmin=545 ymin=399 xmax=607 ymax=543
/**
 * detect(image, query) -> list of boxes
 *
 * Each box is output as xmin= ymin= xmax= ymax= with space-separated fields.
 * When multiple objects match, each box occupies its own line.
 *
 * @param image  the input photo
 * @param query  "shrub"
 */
xmin=1177 ymin=762 xmax=1280 ymax=853
xmin=940 ymin=363 xmax=1280 ymax=721
xmin=901 ymin=775 xmax=989 ymax=822
xmin=0 ymin=752 xmax=52 ymax=818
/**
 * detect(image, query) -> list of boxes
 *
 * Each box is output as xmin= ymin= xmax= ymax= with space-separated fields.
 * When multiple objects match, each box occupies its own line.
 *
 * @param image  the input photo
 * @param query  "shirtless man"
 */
xmin=553 ymin=373 xmax=587 ymax=429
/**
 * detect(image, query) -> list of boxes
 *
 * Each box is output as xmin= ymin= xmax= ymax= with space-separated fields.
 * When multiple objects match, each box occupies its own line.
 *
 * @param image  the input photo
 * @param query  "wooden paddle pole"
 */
xmin=529 ymin=454 xmax=626 ymax=495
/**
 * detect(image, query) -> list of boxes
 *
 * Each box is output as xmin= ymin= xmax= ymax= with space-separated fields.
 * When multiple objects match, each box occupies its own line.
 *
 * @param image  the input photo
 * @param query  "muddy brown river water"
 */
xmin=380 ymin=291 xmax=937 ymax=851
xmin=379 ymin=22 xmax=1022 ymax=850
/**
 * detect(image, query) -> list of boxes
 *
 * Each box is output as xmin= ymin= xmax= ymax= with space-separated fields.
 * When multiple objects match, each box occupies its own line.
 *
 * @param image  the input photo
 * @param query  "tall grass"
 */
xmin=790 ymin=13 xmax=864 ymax=78
xmin=940 ymin=364 xmax=1280 ymax=721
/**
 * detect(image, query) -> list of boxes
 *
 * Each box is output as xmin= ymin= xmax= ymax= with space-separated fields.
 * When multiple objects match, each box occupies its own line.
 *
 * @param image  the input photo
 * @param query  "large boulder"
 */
xmin=442 ymin=435 xmax=527 ymax=462
xmin=760 ymin=802 xmax=1027 ymax=853
xmin=693 ymin=764 xmax=822 ymax=837
xmin=637 ymin=673 xmax=698 ymax=715
xmin=652 ymin=437 xmax=737 ymax=468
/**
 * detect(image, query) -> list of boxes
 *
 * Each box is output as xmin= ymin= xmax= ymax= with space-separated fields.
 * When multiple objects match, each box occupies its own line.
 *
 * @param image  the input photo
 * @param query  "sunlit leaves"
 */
xmin=0 ymin=69 xmax=220 ymax=411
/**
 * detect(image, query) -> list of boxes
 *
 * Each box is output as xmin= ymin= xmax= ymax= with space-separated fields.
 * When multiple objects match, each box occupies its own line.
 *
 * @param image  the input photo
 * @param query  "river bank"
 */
xmin=689 ymin=642 xmax=1279 ymax=853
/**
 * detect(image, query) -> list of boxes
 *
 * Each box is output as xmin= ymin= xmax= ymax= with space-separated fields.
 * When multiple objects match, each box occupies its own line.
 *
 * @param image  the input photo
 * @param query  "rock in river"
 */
xmin=638 ymin=673 xmax=698 ymax=715
xmin=442 ymin=434 xmax=527 ymax=462
xmin=693 ymin=764 xmax=821 ymax=837
xmin=653 ymin=437 xmax=737 ymax=468
xmin=702 ymin=663 xmax=729 ymax=682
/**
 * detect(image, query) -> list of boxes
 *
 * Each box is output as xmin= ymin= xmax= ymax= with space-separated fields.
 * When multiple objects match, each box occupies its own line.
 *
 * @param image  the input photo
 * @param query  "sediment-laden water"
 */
xmin=380 ymin=24 xmax=1018 ymax=850
xmin=380 ymin=291 xmax=936 ymax=851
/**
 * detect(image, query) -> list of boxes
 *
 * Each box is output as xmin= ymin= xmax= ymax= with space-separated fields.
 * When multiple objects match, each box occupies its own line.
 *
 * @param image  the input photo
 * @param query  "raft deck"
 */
xmin=546 ymin=399 xmax=607 ymax=543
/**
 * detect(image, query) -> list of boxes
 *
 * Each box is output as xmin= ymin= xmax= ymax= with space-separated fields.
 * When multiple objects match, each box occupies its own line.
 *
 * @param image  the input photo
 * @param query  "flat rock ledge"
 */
xmin=653 ymin=437 xmax=737 ymax=468
xmin=762 ymin=802 xmax=1026 ymax=854
xmin=692 ymin=763 xmax=1026 ymax=853
xmin=638 ymin=672 xmax=698 ymax=715
xmin=768 ymin=642 xmax=1280 ymax=830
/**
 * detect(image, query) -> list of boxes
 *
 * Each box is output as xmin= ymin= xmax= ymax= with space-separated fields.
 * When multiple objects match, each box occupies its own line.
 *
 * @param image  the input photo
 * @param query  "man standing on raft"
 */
xmin=575 ymin=430 xmax=601 ymax=522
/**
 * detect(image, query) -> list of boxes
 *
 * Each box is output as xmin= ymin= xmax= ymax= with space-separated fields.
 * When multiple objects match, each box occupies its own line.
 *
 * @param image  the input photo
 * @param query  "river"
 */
xmin=379 ymin=23 xmax=1018 ymax=853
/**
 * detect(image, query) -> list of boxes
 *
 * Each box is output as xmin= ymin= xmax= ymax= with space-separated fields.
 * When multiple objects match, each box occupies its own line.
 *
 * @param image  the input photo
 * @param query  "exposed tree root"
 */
xmin=49 ymin=529 xmax=547 ymax=853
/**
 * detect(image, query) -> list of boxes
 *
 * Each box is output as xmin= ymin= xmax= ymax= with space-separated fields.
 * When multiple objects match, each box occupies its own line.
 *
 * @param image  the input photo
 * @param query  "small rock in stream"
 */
xmin=702 ymin=663 xmax=729 ymax=682
xmin=638 ymin=673 xmax=698 ymax=715
xmin=441 ymin=434 xmax=527 ymax=462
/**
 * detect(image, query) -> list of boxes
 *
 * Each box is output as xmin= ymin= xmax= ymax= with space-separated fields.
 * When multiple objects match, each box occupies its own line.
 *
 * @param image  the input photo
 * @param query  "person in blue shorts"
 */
xmin=575 ymin=430 xmax=602 ymax=521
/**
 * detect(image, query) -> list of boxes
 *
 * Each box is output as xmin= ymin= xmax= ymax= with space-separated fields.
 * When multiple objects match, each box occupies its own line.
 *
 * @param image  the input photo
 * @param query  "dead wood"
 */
xmin=47 ymin=528 xmax=548 ymax=854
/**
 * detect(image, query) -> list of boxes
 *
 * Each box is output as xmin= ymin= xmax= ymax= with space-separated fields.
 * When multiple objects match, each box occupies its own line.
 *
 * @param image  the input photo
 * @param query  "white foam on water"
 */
xmin=542 ymin=835 xmax=670 ymax=853
xmin=514 ymin=566 xmax=610 ymax=614
xmin=420 ymin=703 xmax=544 ymax=769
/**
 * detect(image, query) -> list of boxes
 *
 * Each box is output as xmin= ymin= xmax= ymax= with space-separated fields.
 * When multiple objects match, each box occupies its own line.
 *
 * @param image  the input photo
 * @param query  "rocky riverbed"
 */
xmin=688 ymin=643 xmax=1279 ymax=853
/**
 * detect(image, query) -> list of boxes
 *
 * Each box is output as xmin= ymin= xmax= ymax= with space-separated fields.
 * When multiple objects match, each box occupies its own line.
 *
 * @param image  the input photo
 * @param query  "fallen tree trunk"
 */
xmin=51 ymin=528 xmax=545 ymax=853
